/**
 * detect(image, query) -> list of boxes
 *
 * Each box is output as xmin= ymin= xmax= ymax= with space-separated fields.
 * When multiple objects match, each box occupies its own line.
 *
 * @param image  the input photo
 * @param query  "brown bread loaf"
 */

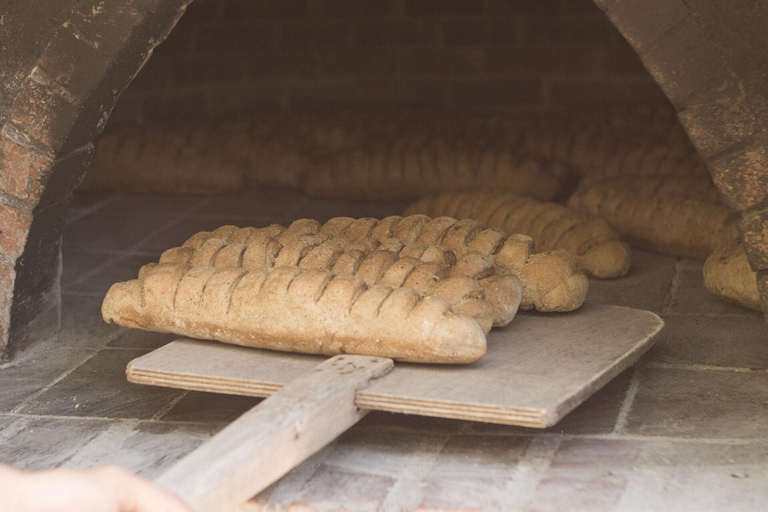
xmin=155 ymin=226 xmax=523 ymax=331
xmin=703 ymin=243 xmax=761 ymax=311
xmin=404 ymin=191 xmax=631 ymax=279
xmin=102 ymin=264 xmax=486 ymax=364
xmin=568 ymin=180 xmax=739 ymax=259
xmin=304 ymin=138 xmax=569 ymax=202
xmin=82 ymin=117 xmax=325 ymax=194
xmin=317 ymin=215 xmax=588 ymax=313
xmin=173 ymin=215 xmax=587 ymax=313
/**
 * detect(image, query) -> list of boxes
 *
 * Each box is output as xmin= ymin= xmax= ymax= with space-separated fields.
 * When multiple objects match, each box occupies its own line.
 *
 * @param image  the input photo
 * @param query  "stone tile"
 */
xmin=194 ymin=187 xmax=307 ymax=221
xmin=107 ymin=330 xmax=177 ymax=350
xmin=0 ymin=416 xmax=117 ymax=470
xmin=96 ymin=194 xmax=208 ymax=216
xmin=526 ymin=474 xmax=629 ymax=512
xmin=158 ymin=391 xmax=261 ymax=424
xmin=551 ymin=437 xmax=768 ymax=472
xmin=69 ymin=191 xmax=114 ymax=211
xmin=60 ymin=421 xmax=220 ymax=478
xmin=0 ymin=379 xmax=54 ymax=413
xmin=61 ymin=251 xmax=119 ymax=288
xmin=63 ymin=212 xmax=179 ymax=254
xmin=545 ymin=438 xmax=768 ymax=511
xmin=670 ymin=266 xmax=758 ymax=316
xmin=19 ymin=349 xmax=181 ymax=420
xmin=646 ymin=315 xmax=768 ymax=369
xmin=59 ymin=295 xmax=123 ymax=349
xmin=0 ymin=415 xmax=19 ymax=432
xmin=324 ymin=427 xmax=441 ymax=477
xmin=266 ymin=464 xmax=396 ymax=511
xmin=431 ymin=435 xmax=529 ymax=476
xmin=67 ymin=254 xmax=156 ymax=295
xmin=624 ymin=367 xmax=768 ymax=439
xmin=0 ymin=346 xmax=96 ymax=412
xmin=615 ymin=470 xmax=768 ymax=512
xmin=291 ymin=196 xmax=409 ymax=223
xmin=419 ymin=474 xmax=511 ymax=512
xmin=586 ymin=250 xmax=676 ymax=313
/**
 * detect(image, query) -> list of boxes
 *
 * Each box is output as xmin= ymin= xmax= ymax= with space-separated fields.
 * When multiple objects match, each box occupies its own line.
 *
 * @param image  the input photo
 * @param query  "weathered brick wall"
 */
xmin=109 ymin=0 xmax=667 ymax=126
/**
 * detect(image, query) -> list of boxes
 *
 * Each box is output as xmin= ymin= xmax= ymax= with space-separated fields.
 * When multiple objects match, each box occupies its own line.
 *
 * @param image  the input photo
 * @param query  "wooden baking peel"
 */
xmin=127 ymin=303 xmax=663 ymax=512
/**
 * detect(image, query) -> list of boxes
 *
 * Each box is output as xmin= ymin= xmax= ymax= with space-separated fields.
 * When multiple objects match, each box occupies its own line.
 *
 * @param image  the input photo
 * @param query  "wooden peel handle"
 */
xmin=154 ymin=354 xmax=394 ymax=512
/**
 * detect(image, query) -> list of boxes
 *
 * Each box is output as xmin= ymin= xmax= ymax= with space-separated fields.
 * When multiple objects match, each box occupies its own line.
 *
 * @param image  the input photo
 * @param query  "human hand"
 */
xmin=0 ymin=464 xmax=193 ymax=512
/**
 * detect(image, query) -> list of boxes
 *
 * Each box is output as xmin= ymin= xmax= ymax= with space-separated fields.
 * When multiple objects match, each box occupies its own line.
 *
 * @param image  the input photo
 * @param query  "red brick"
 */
xmin=757 ymin=270 xmax=768 ymax=313
xmin=738 ymin=208 xmax=768 ymax=271
xmin=9 ymin=80 xmax=78 ymax=154
xmin=710 ymin=142 xmax=768 ymax=212
xmin=0 ymin=138 xmax=53 ymax=204
xmin=0 ymin=203 xmax=32 ymax=259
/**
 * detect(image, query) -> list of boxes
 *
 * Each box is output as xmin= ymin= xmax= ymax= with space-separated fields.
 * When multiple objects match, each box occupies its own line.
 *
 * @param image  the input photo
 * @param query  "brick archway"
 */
xmin=596 ymin=0 xmax=768 ymax=314
xmin=1 ymin=0 xmax=767 ymax=360
xmin=0 ymin=0 xmax=191 ymax=359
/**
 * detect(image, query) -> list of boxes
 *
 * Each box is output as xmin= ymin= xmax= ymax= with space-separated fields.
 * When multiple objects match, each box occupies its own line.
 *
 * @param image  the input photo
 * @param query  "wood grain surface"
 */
xmin=155 ymin=355 xmax=393 ymax=512
xmin=128 ymin=303 xmax=663 ymax=428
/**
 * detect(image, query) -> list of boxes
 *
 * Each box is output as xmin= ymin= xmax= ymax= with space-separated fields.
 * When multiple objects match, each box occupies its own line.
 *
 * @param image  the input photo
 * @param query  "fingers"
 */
xmin=86 ymin=466 xmax=193 ymax=512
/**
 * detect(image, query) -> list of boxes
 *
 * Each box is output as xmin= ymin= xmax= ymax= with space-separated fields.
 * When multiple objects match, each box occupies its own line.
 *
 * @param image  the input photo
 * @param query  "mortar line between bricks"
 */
xmin=661 ymin=259 xmax=683 ymax=315
xmin=379 ymin=434 xmax=452 ymax=512
xmin=501 ymin=436 xmax=562 ymax=512
xmin=612 ymin=367 xmax=642 ymax=435
xmin=643 ymin=361 xmax=768 ymax=374
xmin=63 ymin=198 xmax=210 ymax=292
xmin=8 ymin=350 xmax=101 ymax=415
xmin=0 ymin=411 xmax=228 ymax=428
xmin=65 ymin=194 xmax=120 ymax=226
xmin=150 ymin=391 xmax=189 ymax=421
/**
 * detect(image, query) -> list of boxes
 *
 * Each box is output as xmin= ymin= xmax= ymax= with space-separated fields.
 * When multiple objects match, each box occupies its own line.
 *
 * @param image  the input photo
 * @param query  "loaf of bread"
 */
xmin=174 ymin=216 xmax=586 ymax=313
xmin=304 ymin=138 xmax=569 ymax=202
xmin=404 ymin=191 xmax=631 ymax=279
xmin=568 ymin=180 xmax=739 ymax=259
xmin=317 ymin=215 xmax=588 ymax=312
xmin=81 ymin=118 xmax=319 ymax=194
xmin=703 ymin=243 xmax=761 ymax=311
xmin=155 ymin=226 xmax=523 ymax=331
xmin=102 ymin=264 xmax=487 ymax=364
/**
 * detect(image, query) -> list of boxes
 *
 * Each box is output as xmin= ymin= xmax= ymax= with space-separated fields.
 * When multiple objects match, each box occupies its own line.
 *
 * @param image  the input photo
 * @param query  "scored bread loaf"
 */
xmin=176 ymin=216 xmax=587 ymax=313
xmin=404 ymin=191 xmax=631 ymax=279
xmin=703 ymin=243 xmax=761 ymax=311
xmin=155 ymin=226 xmax=523 ymax=331
xmin=304 ymin=138 xmax=569 ymax=202
xmin=568 ymin=180 xmax=739 ymax=260
xmin=102 ymin=264 xmax=487 ymax=364
xmin=317 ymin=215 xmax=587 ymax=312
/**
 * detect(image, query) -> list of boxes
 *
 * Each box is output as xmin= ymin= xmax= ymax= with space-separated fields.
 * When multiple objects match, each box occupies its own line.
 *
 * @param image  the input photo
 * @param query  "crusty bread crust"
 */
xmin=167 ymin=215 xmax=587 ymax=314
xmin=103 ymin=264 xmax=487 ymax=364
xmin=405 ymin=191 xmax=631 ymax=279
xmin=703 ymin=243 xmax=761 ymax=311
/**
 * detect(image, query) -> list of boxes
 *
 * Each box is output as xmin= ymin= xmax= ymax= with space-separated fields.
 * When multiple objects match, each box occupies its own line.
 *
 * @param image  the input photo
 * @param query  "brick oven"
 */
xmin=2 ymin=0 xmax=768 ymax=510
xmin=2 ymin=0 xmax=767 ymax=362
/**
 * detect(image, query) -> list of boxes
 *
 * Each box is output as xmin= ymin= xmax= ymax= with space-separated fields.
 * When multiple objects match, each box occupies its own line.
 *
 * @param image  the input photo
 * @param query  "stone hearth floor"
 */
xmin=1 ymin=188 xmax=767 ymax=512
